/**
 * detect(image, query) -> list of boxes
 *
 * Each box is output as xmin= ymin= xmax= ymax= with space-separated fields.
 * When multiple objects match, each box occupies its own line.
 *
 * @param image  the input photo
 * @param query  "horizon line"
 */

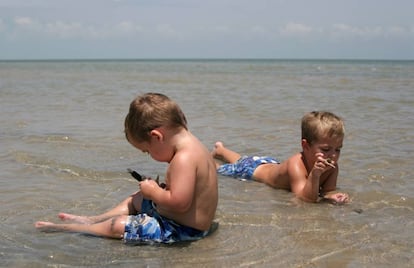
xmin=1 ymin=57 xmax=413 ymax=62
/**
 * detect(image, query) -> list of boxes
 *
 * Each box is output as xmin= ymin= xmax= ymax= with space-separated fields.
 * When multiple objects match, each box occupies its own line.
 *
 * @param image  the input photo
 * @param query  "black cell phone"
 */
xmin=127 ymin=168 xmax=144 ymax=182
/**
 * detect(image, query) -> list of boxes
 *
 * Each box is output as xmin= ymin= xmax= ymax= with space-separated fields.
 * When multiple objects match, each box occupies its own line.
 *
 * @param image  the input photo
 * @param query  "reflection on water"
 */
xmin=0 ymin=59 xmax=413 ymax=267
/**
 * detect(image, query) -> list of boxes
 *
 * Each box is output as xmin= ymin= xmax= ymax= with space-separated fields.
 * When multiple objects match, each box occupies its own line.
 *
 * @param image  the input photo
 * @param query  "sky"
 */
xmin=0 ymin=0 xmax=413 ymax=60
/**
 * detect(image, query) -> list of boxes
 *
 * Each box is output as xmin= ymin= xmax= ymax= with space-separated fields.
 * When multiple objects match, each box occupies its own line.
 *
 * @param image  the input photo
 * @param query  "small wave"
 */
xmin=25 ymin=163 xmax=80 ymax=176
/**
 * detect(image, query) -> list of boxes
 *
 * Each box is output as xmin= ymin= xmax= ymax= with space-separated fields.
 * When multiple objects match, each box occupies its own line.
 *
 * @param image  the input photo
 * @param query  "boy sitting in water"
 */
xmin=35 ymin=93 xmax=218 ymax=244
xmin=212 ymin=111 xmax=349 ymax=204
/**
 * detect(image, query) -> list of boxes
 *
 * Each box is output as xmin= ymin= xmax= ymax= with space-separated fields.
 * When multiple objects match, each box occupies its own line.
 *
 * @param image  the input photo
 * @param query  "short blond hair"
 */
xmin=301 ymin=111 xmax=344 ymax=144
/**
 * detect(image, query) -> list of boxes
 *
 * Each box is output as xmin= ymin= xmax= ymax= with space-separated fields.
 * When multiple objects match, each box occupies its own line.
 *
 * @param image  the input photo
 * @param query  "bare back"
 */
xmin=253 ymin=158 xmax=291 ymax=189
xmin=254 ymin=152 xmax=337 ymax=198
xmin=156 ymin=132 xmax=218 ymax=231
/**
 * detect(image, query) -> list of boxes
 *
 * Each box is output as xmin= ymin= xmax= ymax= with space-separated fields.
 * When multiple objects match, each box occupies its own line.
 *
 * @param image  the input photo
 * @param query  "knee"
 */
xmin=131 ymin=192 xmax=144 ymax=213
xmin=109 ymin=216 xmax=126 ymax=238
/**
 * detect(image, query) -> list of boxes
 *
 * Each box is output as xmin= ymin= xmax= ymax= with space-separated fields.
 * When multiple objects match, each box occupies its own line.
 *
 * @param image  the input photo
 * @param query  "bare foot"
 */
xmin=58 ymin=213 xmax=93 ymax=224
xmin=211 ymin=141 xmax=224 ymax=158
xmin=35 ymin=221 xmax=60 ymax=232
xmin=35 ymin=221 xmax=54 ymax=228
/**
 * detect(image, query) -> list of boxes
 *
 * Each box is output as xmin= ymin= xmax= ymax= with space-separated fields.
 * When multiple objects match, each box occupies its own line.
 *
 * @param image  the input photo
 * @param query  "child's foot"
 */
xmin=58 ymin=213 xmax=93 ymax=224
xmin=211 ymin=141 xmax=224 ymax=158
xmin=34 ymin=221 xmax=59 ymax=232
xmin=35 ymin=221 xmax=53 ymax=228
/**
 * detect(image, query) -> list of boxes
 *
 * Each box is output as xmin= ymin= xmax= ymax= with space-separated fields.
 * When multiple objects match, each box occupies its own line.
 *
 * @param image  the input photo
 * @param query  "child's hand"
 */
xmin=324 ymin=192 xmax=350 ymax=204
xmin=313 ymin=153 xmax=336 ymax=176
xmin=139 ymin=179 xmax=161 ymax=199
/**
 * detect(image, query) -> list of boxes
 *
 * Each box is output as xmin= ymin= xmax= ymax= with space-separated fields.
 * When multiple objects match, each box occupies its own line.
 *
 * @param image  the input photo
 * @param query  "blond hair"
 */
xmin=301 ymin=111 xmax=344 ymax=144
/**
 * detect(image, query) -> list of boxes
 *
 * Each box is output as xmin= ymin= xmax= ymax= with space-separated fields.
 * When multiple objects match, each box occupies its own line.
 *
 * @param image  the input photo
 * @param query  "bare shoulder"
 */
xmin=173 ymin=135 xmax=213 ymax=170
xmin=286 ymin=153 xmax=305 ymax=169
xmin=285 ymin=153 xmax=308 ymax=180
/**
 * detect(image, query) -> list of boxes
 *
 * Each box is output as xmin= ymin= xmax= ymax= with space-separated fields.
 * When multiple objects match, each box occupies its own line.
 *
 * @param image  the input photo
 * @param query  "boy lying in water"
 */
xmin=212 ymin=111 xmax=349 ymax=204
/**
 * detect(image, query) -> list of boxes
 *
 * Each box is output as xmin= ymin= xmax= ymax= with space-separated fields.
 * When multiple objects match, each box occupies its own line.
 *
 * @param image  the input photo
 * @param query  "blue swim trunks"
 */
xmin=123 ymin=199 xmax=210 ymax=245
xmin=217 ymin=155 xmax=279 ymax=180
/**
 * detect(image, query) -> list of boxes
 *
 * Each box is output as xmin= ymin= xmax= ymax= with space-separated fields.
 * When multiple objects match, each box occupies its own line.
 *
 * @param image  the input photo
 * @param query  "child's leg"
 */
xmin=212 ymin=141 xmax=241 ymax=164
xmin=58 ymin=191 xmax=143 ymax=224
xmin=35 ymin=215 xmax=128 ymax=239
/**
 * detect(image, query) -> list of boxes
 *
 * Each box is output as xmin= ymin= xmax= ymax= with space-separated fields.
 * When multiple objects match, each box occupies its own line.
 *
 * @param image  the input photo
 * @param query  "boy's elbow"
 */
xmin=173 ymin=200 xmax=192 ymax=213
xmin=293 ymin=186 xmax=320 ymax=203
xmin=175 ymin=205 xmax=189 ymax=213
xmin=298 ymin=193 xmax=319 ymax=203
xmin=301 ymin=197 xmax=319 ymax=203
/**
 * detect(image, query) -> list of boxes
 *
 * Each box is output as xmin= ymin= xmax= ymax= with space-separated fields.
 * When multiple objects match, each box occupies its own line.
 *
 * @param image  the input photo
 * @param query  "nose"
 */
xmin=324 ymin=150 xmax=338 ymax=160
xmin=330 ymin=150 xmax=340 ymax=160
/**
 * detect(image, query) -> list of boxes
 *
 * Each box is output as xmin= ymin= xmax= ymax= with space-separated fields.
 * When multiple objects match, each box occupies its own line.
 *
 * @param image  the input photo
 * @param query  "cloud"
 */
xmin=4 ymin=16 xmax=146 ymax=40
xmin=279 ymin=22 xmax=314 ymax=36
xmin=249 ymin=26 xmax=266 ymax=35
xmin=330 ymin=23 xmax=413 ymax=40
xmin=45 ymin=21 xmax=85 ymax=38
xmin=10 ymin=17 xmax=98 ymax=39
xmin=276 ymin=22 xmax=414 ymax=41
xmin=115 ymin=21 xmax=142 ymax=34
xmin=155 ymin=24 xmax=177 ymax=37
xmin=331 ymin=24 xmax=381 ymax=38
xmin=2 ymin=15 xmax=413 ymax=45
xmin=14 ymin=16 xmax=34 ymax=26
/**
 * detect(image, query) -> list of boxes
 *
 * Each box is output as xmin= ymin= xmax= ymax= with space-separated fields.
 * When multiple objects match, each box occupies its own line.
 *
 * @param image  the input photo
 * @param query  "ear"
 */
xmin=301 ymin=139 xmax=310 ymax=151
xmin=149 ymin=129 xmax=164 ymax=142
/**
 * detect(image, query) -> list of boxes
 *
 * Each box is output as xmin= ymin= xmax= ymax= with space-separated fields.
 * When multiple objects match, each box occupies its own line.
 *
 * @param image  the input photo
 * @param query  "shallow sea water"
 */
xmin=0 ymin=59 xmax=413 ymax=267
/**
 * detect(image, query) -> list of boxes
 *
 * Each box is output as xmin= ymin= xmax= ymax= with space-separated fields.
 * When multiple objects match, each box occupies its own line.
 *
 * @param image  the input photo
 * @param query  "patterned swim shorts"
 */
xmin=217 ymin=155 xmax=279 ymax=180
xmin=123 ymin=199 xmax=210 ymax=245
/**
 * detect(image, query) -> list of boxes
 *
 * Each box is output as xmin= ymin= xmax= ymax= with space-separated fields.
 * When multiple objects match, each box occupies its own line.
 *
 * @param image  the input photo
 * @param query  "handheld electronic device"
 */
xmin=127 ymin=168 xmax=144 ymax=181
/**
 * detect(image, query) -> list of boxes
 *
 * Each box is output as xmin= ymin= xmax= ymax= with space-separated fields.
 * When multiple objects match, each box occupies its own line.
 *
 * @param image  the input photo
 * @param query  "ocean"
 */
xmin=1 ymin=59 xmax=413 ymax=267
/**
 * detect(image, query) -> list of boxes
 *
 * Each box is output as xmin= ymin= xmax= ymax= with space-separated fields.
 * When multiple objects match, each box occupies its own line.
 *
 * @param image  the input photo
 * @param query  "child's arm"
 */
xmin=289 ymin=164 xmax=322 ymax=203
xmin=320 ymin=174 xmax=350 ymax=204
xmin=139 ymin=153 xmax=196 ymax=213
xmin=319 ymin=164 xmax=350 ymax=204
xmin=289 ymin=153 xmax=338 ymax=203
